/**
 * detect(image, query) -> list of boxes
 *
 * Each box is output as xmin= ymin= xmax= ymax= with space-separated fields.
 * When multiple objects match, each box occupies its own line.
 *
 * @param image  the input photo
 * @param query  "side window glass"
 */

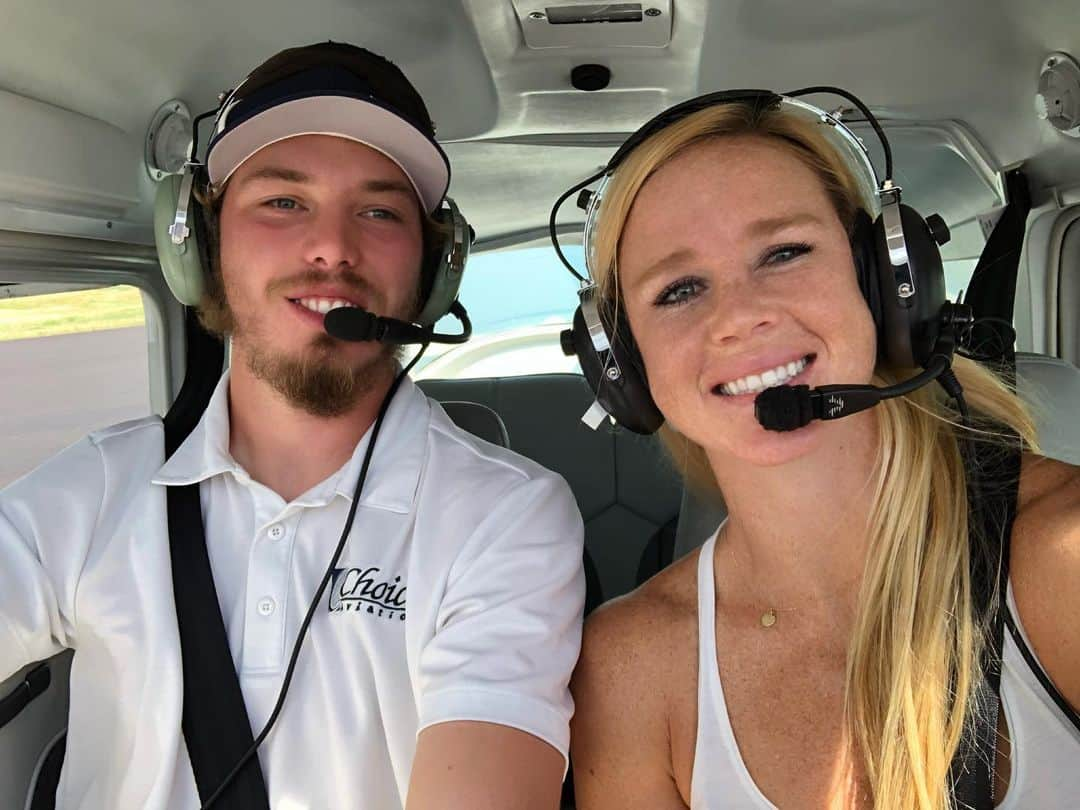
xmin=0 ymin=284 xmax=152 ymax=487
xmin=944 ymin=258 xmax=979 ymax=304
xmin=413 ymin=246 xmax=584 ymax=380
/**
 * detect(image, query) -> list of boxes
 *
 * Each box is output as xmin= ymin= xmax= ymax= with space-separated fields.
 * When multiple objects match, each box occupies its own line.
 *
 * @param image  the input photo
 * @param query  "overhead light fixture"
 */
xmin=512 ymin=0 xmax=672 ymax=49
xmin=1035 ymin=52 xmax=1080 ymax=138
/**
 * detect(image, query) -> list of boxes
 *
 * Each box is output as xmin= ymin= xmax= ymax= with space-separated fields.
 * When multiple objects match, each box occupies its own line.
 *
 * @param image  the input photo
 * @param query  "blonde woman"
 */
xmin=564 ymin=91 xmax=1079 ymax=809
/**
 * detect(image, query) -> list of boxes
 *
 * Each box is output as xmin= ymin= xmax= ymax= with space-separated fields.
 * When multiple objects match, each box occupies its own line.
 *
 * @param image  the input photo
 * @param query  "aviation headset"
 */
xmin=550 ymin=87 xmax=957 ymax=434
xmin=151 ymin=58 xmax=472 ymax=329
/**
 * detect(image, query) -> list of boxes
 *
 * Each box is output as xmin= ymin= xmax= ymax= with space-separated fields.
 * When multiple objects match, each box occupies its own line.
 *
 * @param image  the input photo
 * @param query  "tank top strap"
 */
xmin=696 ymin=530 xmax=720 ymax=683
xmin=690 ymin=524 xmax=778 ymax=809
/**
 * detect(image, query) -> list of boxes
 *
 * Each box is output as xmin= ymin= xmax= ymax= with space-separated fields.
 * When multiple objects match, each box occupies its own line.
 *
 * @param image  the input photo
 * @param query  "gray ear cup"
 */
xmin=153 ymin=172 xmax=207 ymax=306
xmin=414 ymin=196 xmax=471 ymax=326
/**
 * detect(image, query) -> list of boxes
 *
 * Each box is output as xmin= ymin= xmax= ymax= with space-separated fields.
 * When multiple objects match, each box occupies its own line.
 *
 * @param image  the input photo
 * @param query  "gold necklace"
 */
xmin=718 ymin=523 xmax=794 ymax=629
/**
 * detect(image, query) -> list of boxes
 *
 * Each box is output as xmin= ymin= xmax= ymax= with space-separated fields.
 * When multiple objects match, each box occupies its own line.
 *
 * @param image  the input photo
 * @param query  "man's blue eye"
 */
xmin=365 ymin=208 xmax=400 ymax=221
xmin=655 ymin=278 xmax=704 ymax=307
xmin=268 ymin=198 xmax=298 ymax=210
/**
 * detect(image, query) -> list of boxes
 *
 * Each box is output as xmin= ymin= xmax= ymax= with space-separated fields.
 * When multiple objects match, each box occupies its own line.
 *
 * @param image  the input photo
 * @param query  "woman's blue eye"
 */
xmin=655 ymin=277 xmax=705 ymax=307
xmin=763 ymin=242 xmax=812 ymax=266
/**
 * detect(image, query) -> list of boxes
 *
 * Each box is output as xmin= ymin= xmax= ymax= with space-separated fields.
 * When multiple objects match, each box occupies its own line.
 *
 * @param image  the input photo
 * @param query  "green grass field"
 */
xmin=0 ymin=285 xmax=146 ymax=342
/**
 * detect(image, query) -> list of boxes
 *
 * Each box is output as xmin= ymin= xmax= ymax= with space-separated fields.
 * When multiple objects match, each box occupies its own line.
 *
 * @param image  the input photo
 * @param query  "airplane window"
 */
xmin=413 ymin=245 xmax=584 ymax=379
xmin=944 ymin=258 xmax=980 ymax=303
xmin=0 ymin=284 xmax=152 ymax=487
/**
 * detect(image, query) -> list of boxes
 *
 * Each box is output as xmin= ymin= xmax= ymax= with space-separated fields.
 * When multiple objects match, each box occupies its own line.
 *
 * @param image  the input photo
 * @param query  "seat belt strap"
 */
xmin=168 ymin=483 xmax=272 ymax=808
xmin=164 ymin=309 xmax=270 ymax=808
xmin=963 ymin=169 xmax=1031 ymax=357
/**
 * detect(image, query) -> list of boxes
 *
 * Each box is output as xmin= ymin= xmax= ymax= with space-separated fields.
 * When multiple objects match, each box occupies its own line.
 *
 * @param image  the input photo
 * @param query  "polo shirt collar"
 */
xmin=153 ymin=369 xmax=430 ymax=515
xmin=153 ymin=370 xmax=239 ymax=487
xmin=308 ymin=373 xmax=429 ymax=514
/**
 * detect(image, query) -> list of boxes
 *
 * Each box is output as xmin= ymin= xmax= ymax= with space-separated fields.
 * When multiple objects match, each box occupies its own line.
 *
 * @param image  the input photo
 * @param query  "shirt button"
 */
xmin=257 ymin=597 xmax=276 ymax=617
xmin=267 ymin=524 xmax=285 ymax=540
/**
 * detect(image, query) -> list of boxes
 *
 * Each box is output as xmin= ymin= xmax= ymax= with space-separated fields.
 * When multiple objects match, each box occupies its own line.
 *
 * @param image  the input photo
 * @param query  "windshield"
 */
xmin=412 ymin=244 xmax=584 ymax=379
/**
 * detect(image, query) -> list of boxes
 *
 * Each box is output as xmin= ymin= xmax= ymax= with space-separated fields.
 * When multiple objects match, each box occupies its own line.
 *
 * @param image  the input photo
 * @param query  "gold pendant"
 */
xmin=760 ymin=609 xmax=777 ymax=628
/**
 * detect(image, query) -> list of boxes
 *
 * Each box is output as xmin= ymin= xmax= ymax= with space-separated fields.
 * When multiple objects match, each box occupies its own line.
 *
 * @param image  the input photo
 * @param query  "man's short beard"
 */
xmin=246 ymin=333 xmax=399 ymax=418
xmin=198 ymin=257 xmax=414 ymax=419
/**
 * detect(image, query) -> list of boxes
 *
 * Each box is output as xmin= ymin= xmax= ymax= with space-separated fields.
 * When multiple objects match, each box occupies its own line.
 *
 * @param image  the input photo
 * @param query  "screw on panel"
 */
xmin=528 ymin=11 xmax=545 ymax=20
xmin=645 ymin=7 xmax=662 ymax=16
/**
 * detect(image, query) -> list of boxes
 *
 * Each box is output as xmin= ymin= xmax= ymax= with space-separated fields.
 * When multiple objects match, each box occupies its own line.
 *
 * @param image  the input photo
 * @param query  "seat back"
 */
xmin=1016 ymin=352 xmax=1080 ymax=465
xmin=418 ymin=374 xmax=683 ymax=603
xmin=439 ymin=401 xmax=510 ymax=448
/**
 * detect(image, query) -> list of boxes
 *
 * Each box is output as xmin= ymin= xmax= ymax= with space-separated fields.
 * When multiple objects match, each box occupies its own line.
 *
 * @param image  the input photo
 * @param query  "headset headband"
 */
xmin=550 ymin=86 xmax=895 ymax=284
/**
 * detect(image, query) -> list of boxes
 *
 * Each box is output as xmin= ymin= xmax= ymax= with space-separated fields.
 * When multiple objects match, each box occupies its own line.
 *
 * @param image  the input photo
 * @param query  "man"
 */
xmin=0 ymin=42 xmax=584 ymax=809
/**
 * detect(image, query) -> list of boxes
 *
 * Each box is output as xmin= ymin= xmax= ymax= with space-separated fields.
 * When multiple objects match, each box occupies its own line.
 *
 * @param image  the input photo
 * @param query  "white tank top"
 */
xmin=689 ymin=530 xmax=1080 ymax=809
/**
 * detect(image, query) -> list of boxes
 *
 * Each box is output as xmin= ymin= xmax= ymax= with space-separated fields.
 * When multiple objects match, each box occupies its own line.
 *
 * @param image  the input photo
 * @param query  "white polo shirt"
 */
xmin=0 ymin=372 xmax=585 ymax=809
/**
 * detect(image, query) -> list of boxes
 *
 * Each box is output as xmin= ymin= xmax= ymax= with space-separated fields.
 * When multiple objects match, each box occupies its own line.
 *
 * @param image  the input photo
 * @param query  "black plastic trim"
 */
xmin=0 ymin=663 xmax=51 ymax=729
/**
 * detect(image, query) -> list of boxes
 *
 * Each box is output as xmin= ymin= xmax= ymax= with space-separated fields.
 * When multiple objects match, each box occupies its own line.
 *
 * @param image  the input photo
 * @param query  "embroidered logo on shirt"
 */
xmin=328 ymin=566 xmax=407 ymax=621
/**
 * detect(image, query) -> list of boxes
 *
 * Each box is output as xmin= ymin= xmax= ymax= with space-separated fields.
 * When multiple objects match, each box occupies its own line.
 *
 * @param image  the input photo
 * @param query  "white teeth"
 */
xmin=295 ymin=298 xmax=359 ymax=314
xmin=718 ymin=356 xmax=810 ymax=396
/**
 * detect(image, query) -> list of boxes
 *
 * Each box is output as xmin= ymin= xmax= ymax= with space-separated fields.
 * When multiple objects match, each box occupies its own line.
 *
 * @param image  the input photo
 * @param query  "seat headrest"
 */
xmin=439 ymin=400 xmax=510 ymax=448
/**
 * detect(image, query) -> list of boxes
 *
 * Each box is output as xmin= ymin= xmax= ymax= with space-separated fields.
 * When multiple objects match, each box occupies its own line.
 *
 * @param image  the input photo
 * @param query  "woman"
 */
xmin=567 ymin=93 xmax=1079 ymax=809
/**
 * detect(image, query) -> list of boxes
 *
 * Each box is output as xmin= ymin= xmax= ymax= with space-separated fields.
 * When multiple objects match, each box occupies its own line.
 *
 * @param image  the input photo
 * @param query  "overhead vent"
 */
xmin=512 ymin=0 xmax=672 ymax=49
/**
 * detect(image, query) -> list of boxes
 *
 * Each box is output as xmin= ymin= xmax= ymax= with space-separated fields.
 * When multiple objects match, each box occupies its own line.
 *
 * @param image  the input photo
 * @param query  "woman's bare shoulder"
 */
xmin=570 ymin=548 xmax=702 ymax=809
xmin=573 ymin=545 xmax=702 ymax=725
xmin=580 ymin=547 xmax=701 ymax=672
xmin=1014 ymin=453 xmax=1080 ymax=561
xmin=1009 ymin=453 xmax=1080 ymax=706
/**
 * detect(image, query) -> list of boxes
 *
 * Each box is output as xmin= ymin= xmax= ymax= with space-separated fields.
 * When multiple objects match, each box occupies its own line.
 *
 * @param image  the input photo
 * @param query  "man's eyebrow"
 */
xmin=362 ymin=178 xmax=414 ymax=196
xmin=235 ymin=168 xmax=414 ymax=198
xmin=235 ymin=166 xmax=311 ymax=187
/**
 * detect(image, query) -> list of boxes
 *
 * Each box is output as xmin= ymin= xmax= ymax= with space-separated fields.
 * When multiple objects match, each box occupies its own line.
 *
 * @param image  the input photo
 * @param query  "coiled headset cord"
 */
xmin=200 ymin=348 xmax=427 ymax=809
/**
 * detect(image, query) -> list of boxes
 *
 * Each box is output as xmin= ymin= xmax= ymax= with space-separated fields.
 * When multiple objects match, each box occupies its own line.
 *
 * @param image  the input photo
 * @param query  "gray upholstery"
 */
xmin=440 ymin=401 xmax=510 ymax=448
xmin=418 ymin=374 xmax=683 ymax=601
xmin=1016 ymin=352 xmax=1080 ymax=465
xmin=672 ymin=352 xmax=1080 ymax=560
xmin=672 ymin=484 xmax=728 ymax=563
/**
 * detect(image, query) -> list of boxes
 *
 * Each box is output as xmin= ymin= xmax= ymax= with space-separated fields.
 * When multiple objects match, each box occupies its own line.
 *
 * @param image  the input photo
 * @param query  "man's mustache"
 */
xmin=266 ymin=268 xmax=379 ymax=301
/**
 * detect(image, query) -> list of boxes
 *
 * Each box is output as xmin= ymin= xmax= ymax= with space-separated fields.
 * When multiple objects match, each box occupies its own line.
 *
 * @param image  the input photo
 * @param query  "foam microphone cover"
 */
xmin=755 ymin=385 xmax=814 ymax=432
xmin=323 ymin=308 xmax=379 ymax=342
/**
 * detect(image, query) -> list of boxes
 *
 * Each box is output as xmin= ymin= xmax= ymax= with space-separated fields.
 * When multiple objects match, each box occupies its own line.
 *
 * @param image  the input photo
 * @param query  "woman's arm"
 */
xmin=570 ymin=595 xmax=691 ymax=810
xmin=1009 ymin=455 xmax=1080 ymax=711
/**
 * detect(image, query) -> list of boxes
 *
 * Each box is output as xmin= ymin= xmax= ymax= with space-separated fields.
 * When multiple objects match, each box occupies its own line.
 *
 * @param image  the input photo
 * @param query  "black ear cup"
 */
xmin=563 ymin=291 xmax=664 ymax=435
xmin=870 ymin=203 xmax=948 ymax=369
xmin=852 ymin=202 xmax=949 ymax=370
xmin=851 ymin=209 xmax=884 ymax=341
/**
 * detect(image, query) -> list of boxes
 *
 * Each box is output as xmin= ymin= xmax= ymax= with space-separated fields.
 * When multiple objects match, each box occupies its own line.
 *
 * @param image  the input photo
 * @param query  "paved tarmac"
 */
xmin=0 ymin=326 xmax=150 ymax=487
